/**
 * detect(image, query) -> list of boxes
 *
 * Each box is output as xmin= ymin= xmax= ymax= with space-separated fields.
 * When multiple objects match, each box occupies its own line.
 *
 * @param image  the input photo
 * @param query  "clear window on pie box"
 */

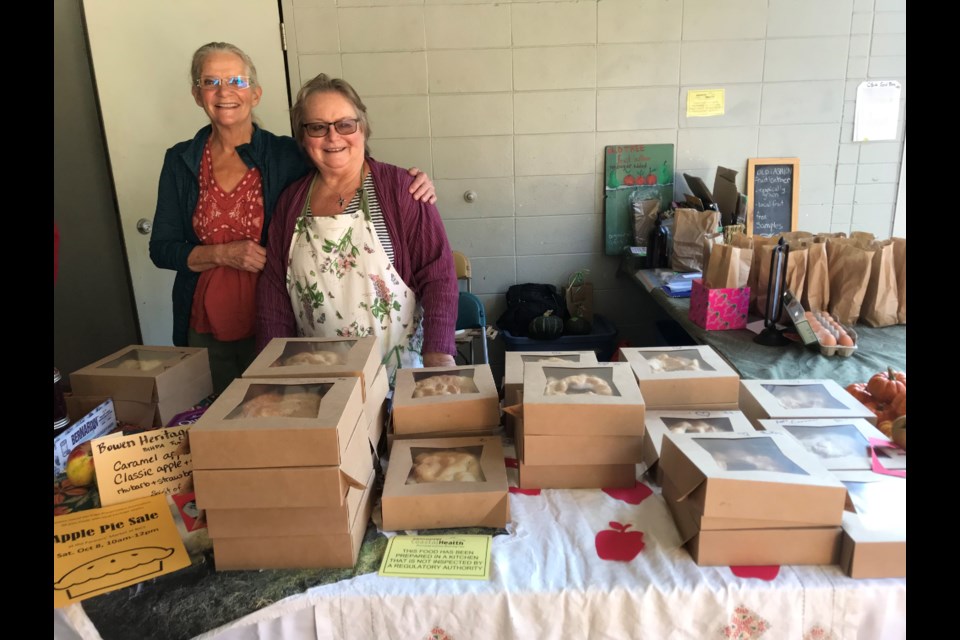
xmin=842 ymin=480 xmax=906 ymax=528
xmin=761 ymin=383 xmax=848 ymax=411
xmin=642 ymin=349 xmax=714 ymax=373
xmin=662 ymin=416 xmax=734 ymax=434
xmin=405 ymin=446 xmax=486 ymax=485
xmin=226 ymin=383 xmax=331 ymax=420
xmin=542 ymin=367 xmax=620 ymax=397
xmin=270 ymin=341 xmax=352 ymax=368
xmin=411 ymin=370 xmax=479 ymax=397
xmin=694 ymin=437 xmax=809 ymax=475
xmin=101 ymin=349 xmax=180 ymax=372
xmin=521 ymin=354 xmax=582 ymax=364
xmin=784 ymin=424 xmax=870 ymax=459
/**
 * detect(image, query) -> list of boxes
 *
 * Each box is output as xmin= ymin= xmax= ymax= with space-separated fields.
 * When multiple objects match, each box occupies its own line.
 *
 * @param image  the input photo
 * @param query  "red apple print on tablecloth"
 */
xmin=730 ymin=565 xmax=780 ymax=581
xmin=509 ymin=487 xmax=541 ymax=496
xmin=602 ymin=481 xmax=653 ymax=505
xmin=595 ymin=522 xmax=645 ymax=562
xmin=720 ymin=605 xmax=771 ymax=639
xmin=504 ymin=457 xmax=519 ymax=469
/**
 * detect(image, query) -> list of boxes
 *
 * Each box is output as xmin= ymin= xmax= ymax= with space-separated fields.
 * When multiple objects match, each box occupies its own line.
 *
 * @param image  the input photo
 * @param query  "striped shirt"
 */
xmin=306 ymin=173 xmax=395 ymax=264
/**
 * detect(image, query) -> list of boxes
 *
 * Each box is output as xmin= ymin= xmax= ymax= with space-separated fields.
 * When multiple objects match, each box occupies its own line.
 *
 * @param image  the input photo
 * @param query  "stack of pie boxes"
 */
xmin=381 ymin=364 xmax=509 ymax=531
xmin=516 ymin=360 xmax=645 ymax=489
xmin=189 ymin=336 xmax=388 ymax=570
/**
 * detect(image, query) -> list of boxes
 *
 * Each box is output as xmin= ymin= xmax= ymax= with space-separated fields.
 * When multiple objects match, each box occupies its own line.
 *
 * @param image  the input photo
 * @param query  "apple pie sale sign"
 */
xmin=90 ymin=426 xmax=193 ymax=507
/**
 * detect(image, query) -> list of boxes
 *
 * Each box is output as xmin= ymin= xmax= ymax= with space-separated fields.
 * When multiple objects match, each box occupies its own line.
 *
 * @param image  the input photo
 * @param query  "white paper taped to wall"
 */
xmin=854 ymin=81 xmax=901 ymax=142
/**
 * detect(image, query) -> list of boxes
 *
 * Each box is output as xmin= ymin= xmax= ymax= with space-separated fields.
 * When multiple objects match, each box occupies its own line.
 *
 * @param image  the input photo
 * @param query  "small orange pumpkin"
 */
xmin=889 ymin=392 xmax=906 ymax=417
xmin=844 ymin=382 xmax=873 ymax=405
xmin=867 ymin=367 xmax=907 ymax=404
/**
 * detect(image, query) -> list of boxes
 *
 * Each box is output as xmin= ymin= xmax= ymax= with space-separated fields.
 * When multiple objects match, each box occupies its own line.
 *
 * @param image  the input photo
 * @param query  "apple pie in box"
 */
xmin=835 ymin=470 xmax=906 ymax=578
xmin=69 ymin=345 xmax=212 ymax=426
xmin=381 ymin=436 xmax=509 ymax=531
xmin=617 ymin=345 xmax=739 ymax=410
xmin=392 ymin=365 xmax=500 ymax=436
xmin=643 ymin=410 xmax=756 ymax=485
xmin=503 ymin=351 xmax=599 ymax=408
xmin=522 ymin=362 xmax=645 ymax=436
xmin=758 ymin=418 xmax=906 ymax=472
xmin=739 ymin=379 xmax=877 ymax=428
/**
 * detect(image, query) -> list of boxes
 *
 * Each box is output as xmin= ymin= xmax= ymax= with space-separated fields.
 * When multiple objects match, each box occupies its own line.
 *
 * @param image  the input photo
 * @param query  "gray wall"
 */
xmin=54 ymin=0 xmax=139 ymax=383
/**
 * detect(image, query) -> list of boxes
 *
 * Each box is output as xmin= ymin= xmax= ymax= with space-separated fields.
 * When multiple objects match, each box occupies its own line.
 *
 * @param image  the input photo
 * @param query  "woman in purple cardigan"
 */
xmin=256 ymin=74 xmax=458 ymax=372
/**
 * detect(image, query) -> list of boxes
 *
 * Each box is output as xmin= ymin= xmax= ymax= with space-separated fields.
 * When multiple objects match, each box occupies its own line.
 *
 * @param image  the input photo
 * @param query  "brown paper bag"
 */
xmin=748 ymin=236 xmax=780 ymax=314
xmin=755 ymin=242 xmax=808 ymax=322
xmin=671 ymin=208 xmax=721 ymax=273
xmin=849 ymin=231 xmax=876 ymax=249
xmin=826 ymin=238 xmax=876 ymax=325
xmin=702 ymin=232 xmax=724 ymax=276
xmin=705 ymin=243 xmax=753 ymax=289
xmin=632 ymin=199 xmax=660 ymax=246
xmin=802 ymin=239 xmax=830 ymax=312
xmin=859 ymin=240 xmax=899 ymax=327
xmin=891 ymin=237 xmax=906 ymax=324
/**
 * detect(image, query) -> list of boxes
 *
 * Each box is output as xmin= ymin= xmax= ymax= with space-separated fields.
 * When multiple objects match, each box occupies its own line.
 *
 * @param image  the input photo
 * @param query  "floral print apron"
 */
xmin=286 ymin=173 xmax=424 ymax=380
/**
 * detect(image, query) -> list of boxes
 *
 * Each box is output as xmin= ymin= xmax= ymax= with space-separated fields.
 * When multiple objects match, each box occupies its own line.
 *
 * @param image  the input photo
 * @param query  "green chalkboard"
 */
xmin=603 ymin=144 xmax=674 ymax=255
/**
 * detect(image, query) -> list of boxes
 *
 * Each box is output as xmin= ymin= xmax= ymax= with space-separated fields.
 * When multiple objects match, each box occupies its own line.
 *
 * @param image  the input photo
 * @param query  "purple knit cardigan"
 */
xmin=255 ymin=157 xmax=458 ymax=356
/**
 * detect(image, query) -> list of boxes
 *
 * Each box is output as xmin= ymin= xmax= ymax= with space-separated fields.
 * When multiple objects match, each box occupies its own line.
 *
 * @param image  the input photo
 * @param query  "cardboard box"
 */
xmin=190 ymin=377 xmax=363 ymax=470
xmin=643 ymin=410 xmax=756 ymax=485
xmin=688 ymin=279 xmax=750 ymax=331
xmin=243 ymin=336 xmax=380 ymax=402
xmin=205 ymin=469 xmax=374 ymax=538
xmin=835 ymin=471 xmax=906 ymax=579
xmin=193 ymin=410 xmax=372 ymax=510
xmin=503 ymin=351 xmax=600 ymax=408
xmin=392 ymin=365 xmax=500 ymax=436
xmin=522 ymin=362 xmax=645 ymax=436
xmin=659 ymin=432 xmax=847 ymax=527
xmin=518 ymin=460 xmax=636 ymax=489
xmin=365 ymin=365 xmax=389 ymax=450
xmin=69 ymin=345 xmax=212 ymax=426
xmin=758 ymin=418 xmax=906 ymax=472
xmin=516 ymin=418 xmax=641 ymax=465
xmin=65 ymin=394 xmax=161 ymax=429
xmin=211 ymin=474 xmax=374 ymax=570
xmin=381 ymin=436 xmax=509 ymax=531
xmin=739 ymin=379 xmax=878 ymax=427
xmin=618 ymin=346 xmax=740 ymax=410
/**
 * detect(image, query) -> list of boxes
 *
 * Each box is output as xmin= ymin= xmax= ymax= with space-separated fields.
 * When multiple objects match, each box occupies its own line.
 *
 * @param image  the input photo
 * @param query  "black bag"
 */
xmin=496 ymin=283 xmax=570 ymax=337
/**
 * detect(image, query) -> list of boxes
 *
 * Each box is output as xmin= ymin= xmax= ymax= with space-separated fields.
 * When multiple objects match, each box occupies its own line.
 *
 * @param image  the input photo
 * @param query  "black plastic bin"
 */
xmin=500 ymin=314 xmax=619 ymax=362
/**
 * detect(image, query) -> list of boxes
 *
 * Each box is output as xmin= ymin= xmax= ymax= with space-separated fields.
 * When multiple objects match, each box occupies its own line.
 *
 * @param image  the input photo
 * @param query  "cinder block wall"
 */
xmin=285 ymin=0 xmax=906 ymax=360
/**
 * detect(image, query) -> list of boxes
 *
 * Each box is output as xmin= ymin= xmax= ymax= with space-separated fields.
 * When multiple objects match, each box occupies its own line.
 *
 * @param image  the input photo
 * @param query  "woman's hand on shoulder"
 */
xmin=423 ymin=352 xmax=456 ymax=368
xmin=407 ymin=167 xmax=437 ymax=205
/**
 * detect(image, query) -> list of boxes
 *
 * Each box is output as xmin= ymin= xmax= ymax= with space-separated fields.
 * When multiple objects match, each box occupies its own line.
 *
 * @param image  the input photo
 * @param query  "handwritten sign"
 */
xmin=91 ymin=426 xmax=193 ymax=507
xmin=604 ymin=144 xmax=675 ymax=255
xmin=686 ymin=89 xmax=725 ymax=117
xmin=378 ymin=534 xmax=492 ymax=580
xmin=746 ymin=158 xmax=799 ymax=236
xmin=54 ymin=494 xmax=190 ymax=607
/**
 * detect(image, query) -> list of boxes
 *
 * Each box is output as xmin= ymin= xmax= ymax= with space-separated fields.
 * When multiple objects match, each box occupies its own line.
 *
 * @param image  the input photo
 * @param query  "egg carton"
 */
xmin=812 ymin=324 xmax=858 ymax=357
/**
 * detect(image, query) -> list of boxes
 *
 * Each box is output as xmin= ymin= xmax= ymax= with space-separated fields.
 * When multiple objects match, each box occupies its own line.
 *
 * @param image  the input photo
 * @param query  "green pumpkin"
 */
xmin=564 ymin=316 xmax=592 ymax=336
xmin=528 ymin=310 xmax=564 ymax=340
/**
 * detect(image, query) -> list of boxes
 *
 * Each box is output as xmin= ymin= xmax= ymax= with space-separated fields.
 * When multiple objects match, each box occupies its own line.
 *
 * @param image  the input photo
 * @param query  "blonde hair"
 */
xmin=291 ymin=74 xmax=371 ymax=155
xmin=190 ymin=42 xmax=259 ymax=88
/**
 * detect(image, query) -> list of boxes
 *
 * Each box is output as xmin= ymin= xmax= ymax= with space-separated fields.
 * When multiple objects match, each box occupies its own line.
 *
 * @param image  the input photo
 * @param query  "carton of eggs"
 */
xmin=802 ymin=310 xmax=858 ymax=357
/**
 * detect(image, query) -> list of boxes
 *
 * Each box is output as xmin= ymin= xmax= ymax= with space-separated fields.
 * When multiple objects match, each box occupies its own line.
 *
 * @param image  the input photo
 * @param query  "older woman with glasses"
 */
xmin=149 ymin=43 xmax=435 ymax=394
xmin=256 ymin=74 xmax=458 ymax=374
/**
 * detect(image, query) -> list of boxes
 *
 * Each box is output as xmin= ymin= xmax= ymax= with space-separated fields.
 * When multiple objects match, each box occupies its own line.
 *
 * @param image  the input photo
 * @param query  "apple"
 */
xmin=65 ymin=441 xmax=97 ymax=487
xmin=646 ymin=173 xmax=657 ymax=185
xmin=623 ymin=174 xmax=635 ymax=186
xmin=595 ymin=521 xmax=645 ymax=562
xmin=730 ymin=565 xmax=780 ymax=581
xmin=509 ymin=487 xmax=541 ymax=496
xmin=602 ymin=481 xmax=652 ymax=505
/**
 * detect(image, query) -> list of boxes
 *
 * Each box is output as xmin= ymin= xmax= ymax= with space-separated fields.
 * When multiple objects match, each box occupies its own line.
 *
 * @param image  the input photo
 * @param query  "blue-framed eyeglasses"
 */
xmin=302 ymin=118 xmax=360 ymax=138
xmin=195 ymin=75 xmax=252 ymax=90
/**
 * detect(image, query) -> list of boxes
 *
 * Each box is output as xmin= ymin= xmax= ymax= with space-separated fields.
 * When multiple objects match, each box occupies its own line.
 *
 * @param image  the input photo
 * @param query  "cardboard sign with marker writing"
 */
xmin=92 ymin=426 xmax=193 ymax=507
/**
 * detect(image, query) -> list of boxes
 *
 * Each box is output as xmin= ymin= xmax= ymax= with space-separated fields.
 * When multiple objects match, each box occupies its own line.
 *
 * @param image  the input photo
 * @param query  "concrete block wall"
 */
xmin=285 ymin=0 xmax=906 ymax=365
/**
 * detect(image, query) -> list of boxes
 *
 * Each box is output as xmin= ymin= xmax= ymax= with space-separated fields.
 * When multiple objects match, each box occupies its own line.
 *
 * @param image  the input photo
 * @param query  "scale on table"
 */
xmin=753 ymin=237 xmax=792 ymax=346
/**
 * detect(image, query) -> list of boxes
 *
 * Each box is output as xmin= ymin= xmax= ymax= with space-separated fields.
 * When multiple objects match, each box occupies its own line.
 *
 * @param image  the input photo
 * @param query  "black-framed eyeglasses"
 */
xmin=195 ymin=75 xmax=252 ymax=90
xmin=302 ymin=118 xmax=360 ymax=138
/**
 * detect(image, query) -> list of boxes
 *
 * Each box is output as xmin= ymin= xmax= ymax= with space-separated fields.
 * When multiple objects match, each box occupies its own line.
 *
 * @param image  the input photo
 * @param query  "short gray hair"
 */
xmin=291 ymin=74 xmax=371 ymax=155
xmin=190 ymin=42 xmax=259 ymax=88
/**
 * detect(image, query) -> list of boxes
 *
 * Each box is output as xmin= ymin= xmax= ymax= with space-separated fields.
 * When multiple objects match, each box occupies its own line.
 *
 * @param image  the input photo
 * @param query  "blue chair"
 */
xmin=456 ymin=291 xmax=488 ymax=365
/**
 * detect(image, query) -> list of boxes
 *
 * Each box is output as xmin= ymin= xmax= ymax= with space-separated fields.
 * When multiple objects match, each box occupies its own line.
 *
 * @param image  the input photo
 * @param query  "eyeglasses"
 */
xmin=195 ymin=75 xmax=252 ymax=90
xmin=302 ymin=118 xmax=360 ymax=138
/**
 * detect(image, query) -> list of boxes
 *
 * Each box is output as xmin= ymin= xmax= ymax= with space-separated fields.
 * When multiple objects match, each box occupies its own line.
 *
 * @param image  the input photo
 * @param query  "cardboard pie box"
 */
xmin=659 ymin=432 xmax=848 ymax=527
xmin=835 ymin=470 xmax=906 ymax=579
xmin=662 ymin=478 xmax=841 ymax=566
xmin=758 ymin=418 xmax=906 ymax=472
xmin=392 ymin=365 xmax=500 ymax=436
xmin=503 ymin=351 xmax=600 ymax=408
xmin=618 ymin=345 xmax=739 ymax=410
xmin=386 ymin=409 xmax=501 ymax=450
xmin=189 ymin=377 xmax=363 ymax=470
xmin=643 ymin=410 xmax=756 ymax=485
xmin=69 ymin=345 xmax=212 ymax=426
xmin=205 ymin=468 xmax=375 ymax=538
xmin=739 ymin=379 xmax=878 ymax=428
xmin=522 ymin=362 xmax=645 ymax=436
xmin=211 ymin=472 xmax=375 ymax=570
xmin=518 ymin=460 xmax=636 ymax=490
xmin=243 ymin=336 xmax=381 ymax=401
xmin=381 ymin=436 xmax=509 ymax=531
xmin=516 ymin=417 xmax=642 ymax=466
xmin=364 ymin=364 xmax=389 ymax=450
xmin=65 ymin=394 xmax=161 ymax=430
xmin=193 ymin=409 xmax=373 ymax=510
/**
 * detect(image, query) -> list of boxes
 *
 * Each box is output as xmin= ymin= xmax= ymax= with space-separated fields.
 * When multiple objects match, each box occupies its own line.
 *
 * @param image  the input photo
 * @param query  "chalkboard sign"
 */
xmin=746 ymin=158 xmax=799 ymax=236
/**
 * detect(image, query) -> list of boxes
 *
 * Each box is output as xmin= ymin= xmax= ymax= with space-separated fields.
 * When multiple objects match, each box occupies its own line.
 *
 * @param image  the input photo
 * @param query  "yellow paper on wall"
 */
xmin=379 ymin=535 xmax=492 ymax=580
xmin=687 ymin=89 xmax=725 ymax=117
xmin=54 ymin=494 xmax=190 ymax=607
xmin=92 ymin=426 xmax=193 ymax=507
